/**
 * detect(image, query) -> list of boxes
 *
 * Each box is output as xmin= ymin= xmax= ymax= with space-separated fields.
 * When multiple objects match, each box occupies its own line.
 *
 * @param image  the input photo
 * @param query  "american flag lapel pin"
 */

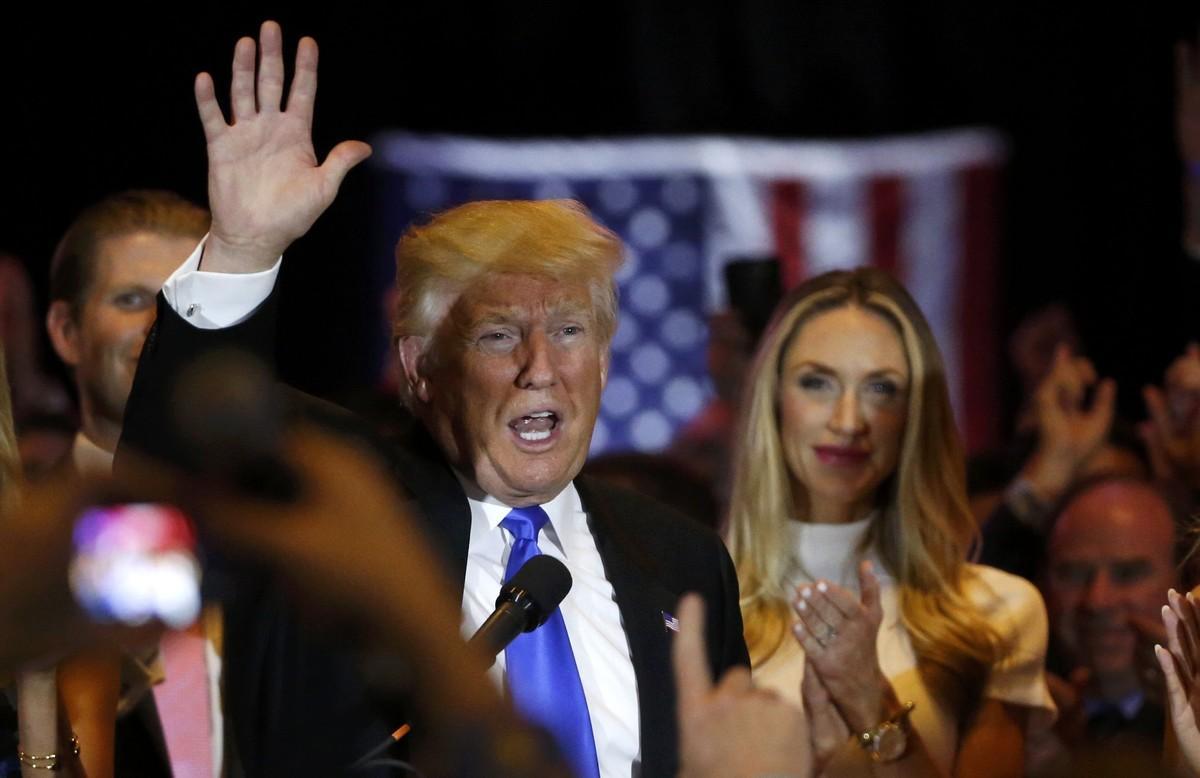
xmin=661 ymin=611 xmax=680 ymax=633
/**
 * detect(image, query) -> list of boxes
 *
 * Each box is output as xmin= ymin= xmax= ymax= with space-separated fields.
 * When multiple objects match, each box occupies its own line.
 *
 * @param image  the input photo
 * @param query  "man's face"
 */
xmin=53 ymin=231 xmax=196 ymax=426
xmin=415 ymin=273 xmax=608 ymax=506
xmin=1045 ymin=482 xmax=1177 ymax=686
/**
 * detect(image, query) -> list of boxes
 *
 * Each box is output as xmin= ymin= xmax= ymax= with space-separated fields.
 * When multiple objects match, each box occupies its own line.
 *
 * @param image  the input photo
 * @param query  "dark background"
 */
xmin=1 ymin=4 xmax=1197 ymax=432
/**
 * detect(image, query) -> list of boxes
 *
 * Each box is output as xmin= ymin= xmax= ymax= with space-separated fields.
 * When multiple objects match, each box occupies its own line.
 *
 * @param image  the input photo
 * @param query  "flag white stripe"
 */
xmin=900 ymin=171 xmax=965 ymax=425
xmin=705 ymin=177 xmax=773 ymax=310
xmin=804 ymin=178 xmax=869 ymax=275
xmin=375 ymin=131 xmax=1006 ymax=180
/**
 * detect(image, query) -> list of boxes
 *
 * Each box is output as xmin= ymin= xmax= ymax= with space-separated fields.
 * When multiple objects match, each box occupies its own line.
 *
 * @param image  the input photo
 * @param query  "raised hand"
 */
xmin=1142 ymin=344 xmax=1200 ymax=491
xmin=1157 ymin=588 xmax=1200 ymax=775
xmin=196 ymin=21 xmax=372 ymax=274
xmin=791 ymin=560 xmax=888 ymax=733
xmin=1022 ymin=344 xmax=1116 ymax=504
xmin=673 ymin=593 xmax=808 ymax=778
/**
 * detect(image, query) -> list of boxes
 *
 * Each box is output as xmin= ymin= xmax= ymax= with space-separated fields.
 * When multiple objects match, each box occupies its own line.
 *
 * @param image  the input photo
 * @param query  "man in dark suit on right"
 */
xmin=119 ymin=21 xmax=749 ymax=777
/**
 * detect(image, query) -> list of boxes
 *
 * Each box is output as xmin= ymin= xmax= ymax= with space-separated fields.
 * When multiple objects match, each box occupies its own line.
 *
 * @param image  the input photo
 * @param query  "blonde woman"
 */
xmin=726 ymin=268 xmax=1055 ymax=776
xmin=2 ymin=352 xmax=117 ymax=777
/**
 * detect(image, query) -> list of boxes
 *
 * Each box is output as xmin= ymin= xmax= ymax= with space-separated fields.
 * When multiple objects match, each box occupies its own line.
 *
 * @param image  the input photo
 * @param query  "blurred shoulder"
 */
xmin=962 ymin=563 xmax=1048 ymax=649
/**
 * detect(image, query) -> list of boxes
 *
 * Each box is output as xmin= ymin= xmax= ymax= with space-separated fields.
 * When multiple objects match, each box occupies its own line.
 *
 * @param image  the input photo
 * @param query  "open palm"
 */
xmin=1158 ymin=588 xmax=1200 ymax=775
xmin=195 ymin=21 xmax=371 ymax=273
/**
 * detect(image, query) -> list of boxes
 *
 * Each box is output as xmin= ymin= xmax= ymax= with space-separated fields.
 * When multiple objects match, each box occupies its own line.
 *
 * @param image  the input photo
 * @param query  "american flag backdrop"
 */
xmin=371 ymin=130 xmax=1005 ymax=454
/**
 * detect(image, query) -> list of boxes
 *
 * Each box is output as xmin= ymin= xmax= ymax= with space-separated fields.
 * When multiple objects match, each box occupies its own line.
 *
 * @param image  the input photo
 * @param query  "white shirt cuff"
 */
xmin=160 ymin=234 xmax=282 ymax=330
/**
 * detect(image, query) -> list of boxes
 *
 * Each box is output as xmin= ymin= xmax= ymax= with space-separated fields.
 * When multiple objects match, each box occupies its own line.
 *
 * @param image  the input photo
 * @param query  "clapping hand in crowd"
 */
xmin=1143 ymin=344 xmax=1200 ymax=493
xmin=791 ymin=560 xmax=887 ymax=770
xmin=1020 ymin=344 xmax=1116 ymax=506
xmin=1157 ymin=588 xmax=1200 ymax=776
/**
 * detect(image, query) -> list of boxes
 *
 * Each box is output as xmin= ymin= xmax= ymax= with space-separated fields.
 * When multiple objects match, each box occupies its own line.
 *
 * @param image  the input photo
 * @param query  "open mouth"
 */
xmin=510 ymin=411 xmax=560 ymax=443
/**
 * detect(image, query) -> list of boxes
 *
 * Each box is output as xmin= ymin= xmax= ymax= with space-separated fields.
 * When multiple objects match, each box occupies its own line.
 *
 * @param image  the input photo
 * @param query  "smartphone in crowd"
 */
xmin=68 ymin=502 xmax=202 ymax=629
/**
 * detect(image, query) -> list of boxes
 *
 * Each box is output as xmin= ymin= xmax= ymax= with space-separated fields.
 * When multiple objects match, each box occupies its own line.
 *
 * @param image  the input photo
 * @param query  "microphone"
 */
xmin=469 ymin=555 xmax=572 ymax=664
xmin=355 ymin=555 xmax=573 ymax=767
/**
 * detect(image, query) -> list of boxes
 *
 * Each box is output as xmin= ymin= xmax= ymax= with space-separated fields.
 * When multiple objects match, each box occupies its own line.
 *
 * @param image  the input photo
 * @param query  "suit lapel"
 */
xmin=388 ymin=438 xmax=685 ymax=772
xmin=390 ymin=423 xmax=473 ymax=602
xmin=575 ymin=478 xmax=681 ymax=776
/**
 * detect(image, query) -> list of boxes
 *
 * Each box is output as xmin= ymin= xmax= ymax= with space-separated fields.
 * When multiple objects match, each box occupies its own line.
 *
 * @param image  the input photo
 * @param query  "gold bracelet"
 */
xmin=17 ymin=734 xmax=80 ymax=770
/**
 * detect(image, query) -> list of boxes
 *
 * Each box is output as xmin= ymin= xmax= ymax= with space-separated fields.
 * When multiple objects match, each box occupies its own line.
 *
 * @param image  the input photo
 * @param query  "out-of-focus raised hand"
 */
xmin=1142 ymin=344 xmax=1200 ymax=491
xmin=196 ymin=21 xmax=372 ymax=274
xmin=1022 ymin=344 xmax=1116 ymax=505
xmin=1157 ymin=588 xmax=1200 ymax=776
xmin=673 ymin=593 xmax=808 ymax=778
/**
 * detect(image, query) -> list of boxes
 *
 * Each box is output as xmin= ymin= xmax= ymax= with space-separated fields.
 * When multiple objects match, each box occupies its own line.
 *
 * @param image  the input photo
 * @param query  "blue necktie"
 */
xmin=501 ymin=506 xmax=601 ymax=778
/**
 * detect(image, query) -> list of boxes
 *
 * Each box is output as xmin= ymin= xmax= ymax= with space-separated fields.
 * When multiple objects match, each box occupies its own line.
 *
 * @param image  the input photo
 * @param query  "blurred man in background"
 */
xmin=44 ymin=189 xmax=212 ymax=777
xmin=1033 ymin=476 xmax=1181 ymax=770
xmin=47 ymin=190 xmax=208 ymax=476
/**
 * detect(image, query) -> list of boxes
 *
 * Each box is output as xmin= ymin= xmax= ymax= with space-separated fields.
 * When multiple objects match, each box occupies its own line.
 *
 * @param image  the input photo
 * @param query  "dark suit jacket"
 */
xmin=118 ymin=293 xmax=749 ymax=777
xmin=978 ymin=499 xmax=1044 ymax=583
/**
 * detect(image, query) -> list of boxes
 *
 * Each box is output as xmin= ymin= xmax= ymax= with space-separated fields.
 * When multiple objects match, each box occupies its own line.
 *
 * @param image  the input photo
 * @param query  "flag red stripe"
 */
xmin=869 ymin=176 xmax=903 ymax=278
xmin=959 ymin=164 xmax=1002 ymax=453
xmin=770 ymin=181 xmax=805 ymax=290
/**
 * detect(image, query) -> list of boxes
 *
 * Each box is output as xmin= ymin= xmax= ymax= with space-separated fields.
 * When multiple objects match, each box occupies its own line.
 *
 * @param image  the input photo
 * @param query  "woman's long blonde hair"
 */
xmin=726 ymin=268 xmax=998 ymax=716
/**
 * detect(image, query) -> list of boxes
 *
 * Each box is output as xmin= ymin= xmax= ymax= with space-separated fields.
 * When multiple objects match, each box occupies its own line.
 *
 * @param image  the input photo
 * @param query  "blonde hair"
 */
xmin=727 ymin=267 xmax=998 ymax=715
xmin=392 ymin=199 xmax=624 ymax=407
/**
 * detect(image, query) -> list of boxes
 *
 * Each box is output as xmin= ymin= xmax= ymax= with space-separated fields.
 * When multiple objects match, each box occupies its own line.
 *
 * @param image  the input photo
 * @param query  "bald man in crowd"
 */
xmin=1036 ymin=476 xmax=1182 ymax=768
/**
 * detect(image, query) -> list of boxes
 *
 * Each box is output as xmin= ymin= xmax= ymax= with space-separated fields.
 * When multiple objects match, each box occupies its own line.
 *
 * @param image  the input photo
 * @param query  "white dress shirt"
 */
xmin=160 ymin=236 xmax=281 ymax=330
xmin=159 ymin=238 xmax=643 ymax=776
xmin=460 ymin=480 xmax=639 ymax=778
